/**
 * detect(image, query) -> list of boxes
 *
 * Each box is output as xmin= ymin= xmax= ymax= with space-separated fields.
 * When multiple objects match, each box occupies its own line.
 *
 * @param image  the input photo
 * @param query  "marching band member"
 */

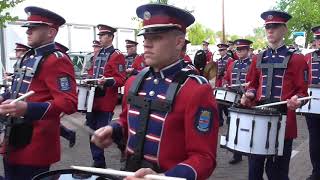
xmin=216 ymin=43 xmax=234 ymax=127
xmin=91 ymin=3 xmax=219 ymax=180
xmin=14 ymin=43 xmax=30 ymax=60
xmin=0 ymin=6 xmax=77 ymax=179
xmin=303 ymin=25 xmax=320 ymax=180
xmin=202 ymin=40 xmax=213 ymax=64
xmin=4 ymin=43 xmax=31 ymax=82
xmin=55 ymin=42 xmax=77 ymax=148
xmin=241 ymin=10 xmax=308 ymax=180
xmin=180 ymin=39 xmax=192 ymax=64
xmin=131 ymin=53 xmax=147 ymax=75
xmin=224 ymin=39 xmax=254 ymax=165
xmin=125 ymin=39 xmax=139 ymax=77
xmin=86 ymin=24 xmax=126 ymax=168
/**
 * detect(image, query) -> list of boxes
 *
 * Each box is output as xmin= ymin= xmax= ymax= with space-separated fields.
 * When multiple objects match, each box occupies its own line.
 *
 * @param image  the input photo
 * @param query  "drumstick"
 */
xmin=61 ymin=115 xmax=95 ymax=136
xmin=82 ymin=77 xmax=113 ymax=82
xmin=254 ymin=96 xmax=317 ymax=108
xmin=71 ymin=166 xmax=186 ymax=180
xmin=228 ymin=82 xmax=249 ymax=88
xmin=10 ymin=90 xmax=35 ymax=104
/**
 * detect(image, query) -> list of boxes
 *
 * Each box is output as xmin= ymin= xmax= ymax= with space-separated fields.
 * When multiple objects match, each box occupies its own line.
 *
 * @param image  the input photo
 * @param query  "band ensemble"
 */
xmin=0 ymin=3 xmax=319 ymax=180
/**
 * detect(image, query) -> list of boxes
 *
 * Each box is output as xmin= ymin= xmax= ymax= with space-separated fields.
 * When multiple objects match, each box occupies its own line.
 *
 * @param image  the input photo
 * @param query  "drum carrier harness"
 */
xmin=0 ymin=49 xmax=63 ymax=154
xmin=255 ymin=48 xmax=295 ymax=113
xmin=124 ymin=66 xmax=197 ymax=172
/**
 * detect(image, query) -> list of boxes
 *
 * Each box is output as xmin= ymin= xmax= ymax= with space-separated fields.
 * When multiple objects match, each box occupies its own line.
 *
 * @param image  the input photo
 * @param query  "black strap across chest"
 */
xmin=256 ymin=49 xmax=294 ymax=99
xmin=125 ymin=67 xmax=197 ymax=172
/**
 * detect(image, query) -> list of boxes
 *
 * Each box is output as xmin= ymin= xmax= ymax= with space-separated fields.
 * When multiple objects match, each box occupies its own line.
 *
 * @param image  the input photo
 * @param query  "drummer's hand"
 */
xmin=0 ymin=100 xmax=27 ymax=117
xmin=91 ymin=126 xmax=113 ymax=149
xmin=287 ymin=95 xmax=301 ymax=110
xmin=124 ymin=168 xmax=157 ymax=180
xmin=97 ymin=77 xmax=106 ymax=85
xmin=0 ymin=96 xmax=4 ymax=104
xmin=240 ymin=92 xmax=255 ymax=107
xmin=126 ymin=68 xmax=134 ymax=73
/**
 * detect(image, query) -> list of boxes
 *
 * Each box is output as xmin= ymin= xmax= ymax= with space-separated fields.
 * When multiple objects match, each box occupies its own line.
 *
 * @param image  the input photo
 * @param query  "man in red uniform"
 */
xmin=180 ymin=39 xmax=192 ymax=63
xmin=0 ymin=6 xmax=77 ymax=179
xmin=215 ymin=43 xmax=233 ymax=127
xmin=131 ymin=53 xmax=147 ymax=75
xmin=125 ymin=39 xmax=139 ymax=76
xmin=241 ymin=10 xmax=308 ymax=180
xmin=54 ymin=42 xmax=77 ymax=148
xmin=91 ymin=3 xmax=219 ymax=180
xmin=303 ymin=26 xmax=320 ymax=180
xmin=14 ymin=43 xmax=30 ymax=59
xmin=202 ymin=40 xmax=213 ymax=64
xmin=4 ymin=43 xmax=31 ymax=81
xmin=227 ymin=41 xmax=238 ymax=60
xmin=223 ymin=39 xmax=253 ymax=165
xmin=85 ymin=24 xmax=126 ymax=168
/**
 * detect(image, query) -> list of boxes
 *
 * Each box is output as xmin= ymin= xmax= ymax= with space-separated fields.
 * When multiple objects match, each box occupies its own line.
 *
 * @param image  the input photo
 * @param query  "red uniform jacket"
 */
xmin=224 ymin=57 xmax=254 ymax=87
xmin=180 ymin=52 xmax=192 ymax=64
xmin=205 ymin=50 xmax=213 ymax=64
xmin=2 ymin=43 xmax=77 ymax=166
xmin=88 ymin=46 xmax=126 ymax=112
xmin=132 ymin=54 xmax=147 ymax=73
xmin=247 ymin=47 xmax=308 ymax=139
xmin=215 ymin=56 xmax=234 ymax=87
xmin=112 ymin=61 xmax=219 ymax=180
xmin=304 ymin=50 xmax=320 ymax=84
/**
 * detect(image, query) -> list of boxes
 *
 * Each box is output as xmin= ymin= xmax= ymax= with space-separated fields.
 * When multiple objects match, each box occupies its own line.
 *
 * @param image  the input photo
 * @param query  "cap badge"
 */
xmin=143 ymin=11 xmax=151 ymax=20
xmin=267 ymin=15 xmax=273 ymax=20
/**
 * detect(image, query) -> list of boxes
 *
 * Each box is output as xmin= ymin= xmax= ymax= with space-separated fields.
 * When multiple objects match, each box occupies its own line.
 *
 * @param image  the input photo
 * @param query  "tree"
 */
xmin=149 ymin=0 xmax=168 ymax=4
xmin=0 ymin=0 xmax=25 ymax=27
xmin=251 ymin=27 xmax=267 ymax=50
xmin=274 ymin=0 xmax=320 ymax=47
xmin=187 ymin=22 xmax=215 ymax=45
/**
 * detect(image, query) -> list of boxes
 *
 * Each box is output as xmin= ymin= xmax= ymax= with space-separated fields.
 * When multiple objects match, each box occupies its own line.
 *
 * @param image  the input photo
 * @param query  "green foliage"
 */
xmin=0 ymin=0 xmax=24 ymax=27
xmin=149 ymin=0 xmax=168 ymax=4
xmin=187 ymin=22 xmax=215 ymax=45
xmin=274 ymin=0 xmax=320 ymax=46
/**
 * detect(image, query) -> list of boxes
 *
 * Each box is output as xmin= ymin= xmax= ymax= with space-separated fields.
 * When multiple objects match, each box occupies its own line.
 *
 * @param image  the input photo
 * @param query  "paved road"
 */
xmin=0 ymin=105 xmax=313 ymax=179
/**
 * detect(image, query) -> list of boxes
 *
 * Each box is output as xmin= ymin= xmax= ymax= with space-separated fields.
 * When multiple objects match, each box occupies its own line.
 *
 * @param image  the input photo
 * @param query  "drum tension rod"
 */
xmin=234 ymin=118 xmax=240 ymax=145
xmin=265 ymin=122 xmax=272 ymax=149
xmin=250 ymin=120 xmax=255 ymax=148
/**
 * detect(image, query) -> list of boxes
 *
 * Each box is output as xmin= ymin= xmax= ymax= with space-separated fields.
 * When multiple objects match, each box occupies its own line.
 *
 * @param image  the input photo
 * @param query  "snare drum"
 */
xmin=77 ymin=84 xmax=95 ymax=113
xmin=296 ymin=86 xmax=320 ymax=115
xmin=32 ymin=169 xmax=120 ymax=180
xmin=220 ymin=107 xmax=286 ymax=156
xmin=77 ymin=85 xmax=89 ymax=112
xmin=214 ymin=87 xmax=241 ymax=105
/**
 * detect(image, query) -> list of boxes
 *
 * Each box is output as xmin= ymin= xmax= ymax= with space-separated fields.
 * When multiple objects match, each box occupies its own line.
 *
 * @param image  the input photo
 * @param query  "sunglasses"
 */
xmin=264 ymin=23 xmax=283 ymax=30
xmin=218 ymin=49 xmax=227 ymax=52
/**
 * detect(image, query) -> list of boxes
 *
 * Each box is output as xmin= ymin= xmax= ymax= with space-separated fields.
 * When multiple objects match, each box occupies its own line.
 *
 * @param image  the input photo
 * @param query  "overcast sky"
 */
xmin=8 ymin=0 xmax=277 ymax=37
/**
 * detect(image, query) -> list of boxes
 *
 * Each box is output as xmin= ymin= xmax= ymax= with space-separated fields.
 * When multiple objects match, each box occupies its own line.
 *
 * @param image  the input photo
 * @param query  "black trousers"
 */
xmin=305 ymin=114 xmax=320 ymax=179
xmin=248 ymin=139 xmax=293 ymax=180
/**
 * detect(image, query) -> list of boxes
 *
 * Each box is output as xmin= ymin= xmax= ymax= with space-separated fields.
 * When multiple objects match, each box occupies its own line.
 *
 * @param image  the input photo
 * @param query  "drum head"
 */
xmin=215 ymin=87 xmax=239 ymax=94
xmin=32 ymin=169 xmax=121 ymax=180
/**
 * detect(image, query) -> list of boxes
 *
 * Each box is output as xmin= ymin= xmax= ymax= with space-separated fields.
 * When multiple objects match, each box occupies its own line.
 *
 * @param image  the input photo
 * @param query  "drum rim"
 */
xmin=309 ymin=84 xmax=320 ymax=88
xmin=214 ymin=87 xmax=240 ymax=93
xmin=220 ymin=144 xmax=279 ymax=157
xmin=228 ymin=107 xmax=281 ymax=116
xmin=32 ymin=168 xmax=119 ymax=180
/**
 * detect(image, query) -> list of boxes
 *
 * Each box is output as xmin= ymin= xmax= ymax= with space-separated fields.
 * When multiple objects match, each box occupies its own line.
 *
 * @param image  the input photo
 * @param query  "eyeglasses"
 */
xmin=264 ymin=23 xmax=283 ymax=30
